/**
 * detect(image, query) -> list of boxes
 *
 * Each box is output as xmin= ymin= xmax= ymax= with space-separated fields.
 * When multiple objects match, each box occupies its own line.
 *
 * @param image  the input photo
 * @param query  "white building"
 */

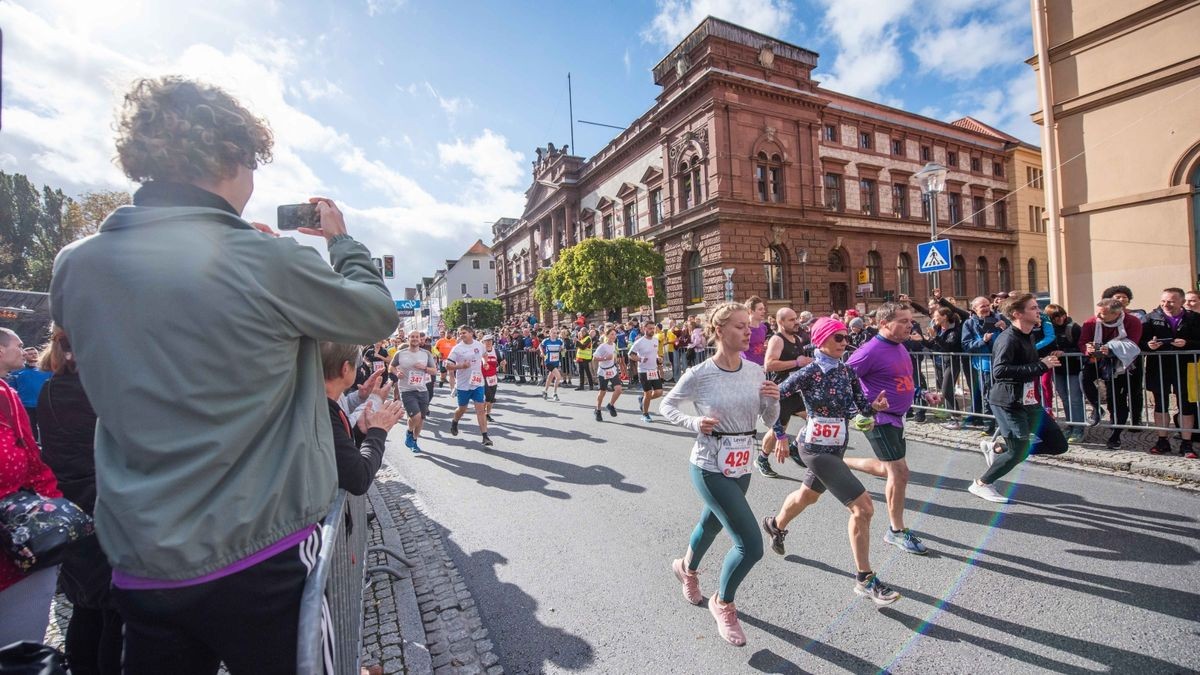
xmin=409 ymin=239 xmax=497 ymax=335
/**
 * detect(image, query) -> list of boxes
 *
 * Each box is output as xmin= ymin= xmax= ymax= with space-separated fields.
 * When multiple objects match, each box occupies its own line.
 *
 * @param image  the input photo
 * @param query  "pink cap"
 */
xmin=810 ymin=317 xmax=848 ymax=349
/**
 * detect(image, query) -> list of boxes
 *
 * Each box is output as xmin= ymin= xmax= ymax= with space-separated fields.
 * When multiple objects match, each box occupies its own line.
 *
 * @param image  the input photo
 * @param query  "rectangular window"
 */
xmin=824 ymin=124 xmax=837 ymax=142
xmin=921 ymin=192 xmax=930 ymax=219
xmin=891 ymin=139 xmax=903 ymax=156
xmin=921 ymin=145 xmax=931 ymax=161
xmin=1026 ymin=166 xmax=1044 ymax=189
xmin=947 ymin=151 xmax=958 ymax=167
xmin=472 ymin=259 xmax=480 ymax=269
xmin=488 ymin=260 xmax=495 ymax=269
xmin=892 ymin=184 xmax=908 ymax=218
xmin=994 ymin=198 xmax=1008 ymax=228
xmin=970 ymin=157 xmax=981 ymax=172
xmin=948 ymin=193 xmax=962 ymax=223
xmin=860 ymin=131 xmax=872 ymax=149
xmin=770 ymin=166 xmax=783 ymax=203
xmin=650 ymin=189 xmax=663 ymax=225
xmin=1029 ymin=205 xmax=1045 ymax=233
xmin=460 ymin=283 xmax=467 ymax=294
xmin=602 ymin=214 xmax=613 ymax=239
xmin=680 ymin=175 xmax=693 ymax=210
xmin=860 ymin=179 xmax=877 ymax=216
xmin=483 ymin=283 xmax=489 ymax=295
xmin=623 ymin=202 xmax=638 ymax=235
xmin=972 ymin=196 xmax=986 ymax=226
xmin=993 ymin=162 xmax=1004 ymax=177
xmin=824 ymin=173 xmax=843 ymax=212
xmin=756 ymin=164 xmax=769 ymax=202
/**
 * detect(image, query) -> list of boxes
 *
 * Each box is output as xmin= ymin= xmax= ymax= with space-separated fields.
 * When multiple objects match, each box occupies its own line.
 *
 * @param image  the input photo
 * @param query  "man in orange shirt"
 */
xmin=435 ymin=334 xmax=457 ymax=388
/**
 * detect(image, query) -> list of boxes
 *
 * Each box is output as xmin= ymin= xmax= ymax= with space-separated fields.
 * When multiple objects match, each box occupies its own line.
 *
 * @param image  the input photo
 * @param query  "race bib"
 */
xmin=1021 ymin=381 xmax=1038 ymax=406
xmin=718 ymin=435 xmax=754 ymax=478
xmin=486 ymin=375 xmax=498 ymax=386
xmin=469 ymin=373 xmax=484 ymax=387
xmin=372 ymin=361 xmax=385 ymax=372
xmin=407 ymin=372 xmax=427 ymax=387
xmin=805 ymin=416 xmax=847 ymax=446
xmin=600 ymin=366 xmax=618 ymax=379
xmin=643 ymin=369 xmax=659 ymax=380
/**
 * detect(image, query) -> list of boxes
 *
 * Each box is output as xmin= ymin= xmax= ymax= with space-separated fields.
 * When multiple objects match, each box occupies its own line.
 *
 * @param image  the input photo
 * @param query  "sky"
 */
xmin=0 ymin=0 xmax=1042 ymax=298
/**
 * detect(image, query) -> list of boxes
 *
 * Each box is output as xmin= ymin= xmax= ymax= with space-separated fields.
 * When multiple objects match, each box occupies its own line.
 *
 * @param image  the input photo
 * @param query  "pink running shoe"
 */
xmin=671 ymin=558 xmax=703 ymax=605
xmin=708 ymin=594 xmax=747 ymax=646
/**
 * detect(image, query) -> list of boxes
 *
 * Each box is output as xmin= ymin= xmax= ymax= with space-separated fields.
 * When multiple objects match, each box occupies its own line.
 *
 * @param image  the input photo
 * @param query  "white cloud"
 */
xmin=913 ymin=18 xmax=1029 ymax=80
xmin=422 ymin=82 xmax=473 ymax=117
xmin=963 ymin=72 xmax=1042 ymax=144
xmin=812 ymin=0 xmax=914 ymax=100
xmin=297 ymin=78 xmax=344 ymax=101
xmin=366 ymin=0 xmax=405 ymax=17
xmin=623 ymin=48 xmax=632 ymax=75
xmin=642 ymin=0 xmax=794 ymax=47
xmin=438 ymin=130 xmax=526 ymax=199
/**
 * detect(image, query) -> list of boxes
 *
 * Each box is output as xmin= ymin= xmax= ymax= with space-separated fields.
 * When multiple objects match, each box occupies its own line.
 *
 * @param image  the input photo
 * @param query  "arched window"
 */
xmin=866 ymin=251 xmax=882 ymax=295
xmin=763 ymin=246 xmax=786 ymax=300
xmin=1027 ymin=258 xmax=1039 ymax=293
xmin=755 ymin=150 xmax=785 ymax=203
xmin=828 ymin=247 xmax=847 ymax=273
xmin=976 ymin=257 xmax=990 ymax=296
xmin=998 ymin=257 xmax=1011 ymax=291
xmin=952 ymin=255 xmax=967 ymax=297
xmin=687 ymin=251 xmax=704 ymax=305
xmin=897 ymin=253 xmax=913 ymax=296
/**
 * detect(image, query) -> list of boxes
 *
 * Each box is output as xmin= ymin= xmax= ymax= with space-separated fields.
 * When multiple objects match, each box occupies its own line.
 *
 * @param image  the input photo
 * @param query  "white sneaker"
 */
xmin=979 ymin=438 xmax=1003 ymax=468
xmin=968 ymin=481 xmax=1010 ymax=504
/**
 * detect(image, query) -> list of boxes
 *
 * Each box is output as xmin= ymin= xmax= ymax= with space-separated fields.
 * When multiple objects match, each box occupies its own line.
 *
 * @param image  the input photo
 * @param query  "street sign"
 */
xmin=857 ymin=269 xmax=869 ymax=284
xmin=917 ymin=239 xmax=952 ymax=273
xmin=395 ymin=299 xmax=421 ymax=311
xmin=396 ymin=308 xmax=415 ymax=318
xmin=645 ymin=276 xmax=655 ymax=298
xmin=857 ymin=283 xmax=873 ymax=294
xmin=722 ymin=268 xmax=735 ymax=302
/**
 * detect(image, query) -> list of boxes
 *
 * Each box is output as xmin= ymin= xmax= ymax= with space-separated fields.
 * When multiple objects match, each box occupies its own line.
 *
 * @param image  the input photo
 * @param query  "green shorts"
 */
xmin=864 ymin=423 xmax=907 ymax=462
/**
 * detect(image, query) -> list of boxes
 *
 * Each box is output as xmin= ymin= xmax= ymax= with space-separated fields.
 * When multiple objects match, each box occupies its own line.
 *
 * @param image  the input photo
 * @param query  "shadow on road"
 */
xmin=484 ymin=446 xmax=647 ymax=494
xmin=738 ymin=612 xmax=882 ymax=674
xmin=418 ymin=451 xmax=572 ymax=500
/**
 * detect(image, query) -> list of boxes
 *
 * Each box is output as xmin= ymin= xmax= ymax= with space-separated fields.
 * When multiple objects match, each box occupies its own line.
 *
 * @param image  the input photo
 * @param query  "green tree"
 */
xmin=444 ymin=298 xmax=504 ymax=330
xmin=534 ymin=237 xmax=664 ymax=314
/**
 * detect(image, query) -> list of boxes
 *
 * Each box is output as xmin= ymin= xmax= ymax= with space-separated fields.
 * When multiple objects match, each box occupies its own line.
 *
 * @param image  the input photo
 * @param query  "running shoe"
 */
xmin=671 ymin=558 xmax=703 ymax=605
xmin=883 ymin=528 xmax=928 ymax=555
xmin=410 ymin=441 xmax=422 ymax=454
xmin=486 ymin=414 xmax=495 ymax=422
xmin=942 ymin=420 xmax=965 ymax=431
xmin=979 ymin=438 xmax=998 ymax=468
xmin=968 ymin=481 xmax=1009 ymax=504
xmin=854 ymin=574 xmax=901 ymax=606
xmin=755 ymin=453 xmax=779 ymax=478
xmin=1150 ymin=438 xmax=1171 ymax=455
xmin=1105 ymin=430 xmax=1122 ymax=450
xmin=450 ymin=419 xmax=459 ymax=436
xmin=1067 ymin=429 xmax=1084 ymax=444
xmin=761 ymin=516 xmax=788 ymax=555
xmin=707 ymin=595 xmax=747 ymax=646
xmin=641 ymin=413 xmax=653 ymax=423
xmin=405 ymin=431 xmax=415 ymax=449
xmin=553 ymin=394 xmax=560 ymax=401
xmin=542 ymin=391 xmax=549 ymax=400
xmin=787 ymin=441 xmax=806 ymax=468
xmin=481 ymin=433 xmax=493 ymax=447
xmin=594 ymin=409 xmax=603 ymax=422
xmin=1088 ymin=406 xmax=1103 ymax=427
xmin=607 ymin=403 xmax=618 ymax=417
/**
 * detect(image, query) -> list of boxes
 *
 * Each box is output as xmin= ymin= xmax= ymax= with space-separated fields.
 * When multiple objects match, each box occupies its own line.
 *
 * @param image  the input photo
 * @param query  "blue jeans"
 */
xmin=982 ymin=404 xmax=1068 ymax=485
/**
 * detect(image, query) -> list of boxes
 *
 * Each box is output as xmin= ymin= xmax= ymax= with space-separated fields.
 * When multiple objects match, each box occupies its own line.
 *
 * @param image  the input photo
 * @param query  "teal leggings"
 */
xmin=686 ymin=464 xmax=764 ymax=602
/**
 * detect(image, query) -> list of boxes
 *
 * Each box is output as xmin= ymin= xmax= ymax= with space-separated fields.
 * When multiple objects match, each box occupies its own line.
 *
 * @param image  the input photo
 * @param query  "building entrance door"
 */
xmin=830 ymin=283 xmax=849 ymax=312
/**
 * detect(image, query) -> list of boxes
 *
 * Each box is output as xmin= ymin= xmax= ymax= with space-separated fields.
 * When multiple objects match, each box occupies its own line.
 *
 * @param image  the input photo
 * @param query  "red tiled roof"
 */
xmin=465 ymin=239 xmax=492 ymax=256
xmin=950 ymin=116 xmax=1021 ymax=143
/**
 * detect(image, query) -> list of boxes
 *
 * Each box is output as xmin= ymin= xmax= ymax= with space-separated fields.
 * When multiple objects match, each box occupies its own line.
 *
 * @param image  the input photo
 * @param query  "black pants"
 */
xmin=983 ymin=404 xmax=1068 ymax=485
xmin=1082 ymin=361 xmax=1135 ymax=426
xmin=65 ymin=606 xmax=123 ymax=675
xmin=113 ymin=529 xmax=322 ymax=675
xmin=577 ymin=360 xmax=594 ymax=388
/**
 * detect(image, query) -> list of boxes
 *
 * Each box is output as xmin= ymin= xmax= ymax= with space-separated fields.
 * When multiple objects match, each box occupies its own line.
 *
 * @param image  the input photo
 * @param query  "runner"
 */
xmin=446 ymin=325 xmax=493 ymax=447
xmin=593 ymin=327 xmax=626 ymax=421
xmin=392 ymin=330 xmax=438 ymax=453
xmin=435 ymin=333 xmax=457 ymax=388
xmin=541 ymin=329 xmax=565 ymax=400
xmin=760 ymin=317 xmax=899 ymax=606
xmin=629 ymin=321 xmax=664 ymax=423
xmin=742 ymin=296 xmax=769 ymax=366
xmin=481 ymin=334 xmax=505 ymax=423
xmin=969 ymin=294 xmax=1067 ymax=503
xmin=661 ymin=302 xmax=781 ymax=646
xmin=841 ymin=302 xmax=942 ymax=555
xmin=758 ymin=307 xmax=813 ymax=477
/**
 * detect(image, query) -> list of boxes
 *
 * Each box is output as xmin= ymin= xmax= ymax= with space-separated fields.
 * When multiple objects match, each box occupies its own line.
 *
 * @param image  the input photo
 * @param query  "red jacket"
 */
xmin=0 ymin=379 xmax=61 ymax=592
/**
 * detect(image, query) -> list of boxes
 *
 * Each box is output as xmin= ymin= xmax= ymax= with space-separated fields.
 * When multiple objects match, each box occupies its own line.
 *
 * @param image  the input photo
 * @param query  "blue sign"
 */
xmin=917 ymin=239 xmax=952 ymax=274
xmin=395 ymin=299 xmax=421 ymax=310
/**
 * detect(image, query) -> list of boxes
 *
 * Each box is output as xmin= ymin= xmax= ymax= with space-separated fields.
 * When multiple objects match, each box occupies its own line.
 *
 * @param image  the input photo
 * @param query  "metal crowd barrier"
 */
xmin=297 ymin=489 xmax=412 ymax=675
xmin=908 ymin=349 xmax=1200 ymax=434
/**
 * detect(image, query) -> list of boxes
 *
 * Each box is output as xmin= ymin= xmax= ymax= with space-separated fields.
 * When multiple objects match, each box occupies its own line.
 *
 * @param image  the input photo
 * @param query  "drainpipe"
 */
xmin=1032 ymin=0 xmax=1065 ymax=302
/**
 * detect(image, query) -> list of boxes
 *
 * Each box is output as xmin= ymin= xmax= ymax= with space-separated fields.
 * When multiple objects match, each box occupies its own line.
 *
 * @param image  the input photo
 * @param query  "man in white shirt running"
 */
xmin=629 ymin=321 xmax=664 ymax=423
xmin=446 ymin=325 xmax=493 ymax=447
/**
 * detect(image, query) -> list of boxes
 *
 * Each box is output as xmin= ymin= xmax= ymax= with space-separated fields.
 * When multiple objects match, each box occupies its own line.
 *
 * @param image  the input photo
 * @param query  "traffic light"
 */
xmin=383 ymin=255 xmax=395 ymax=279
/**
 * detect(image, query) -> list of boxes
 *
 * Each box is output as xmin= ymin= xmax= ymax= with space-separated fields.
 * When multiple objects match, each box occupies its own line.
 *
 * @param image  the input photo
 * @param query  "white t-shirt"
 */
xmin=594 ymin=343 xmax=618 ymax=376
xmin=448 ymin=340 xmax=486 ymax=391
xmin=630 ymin=336 xmax=659 ymax=373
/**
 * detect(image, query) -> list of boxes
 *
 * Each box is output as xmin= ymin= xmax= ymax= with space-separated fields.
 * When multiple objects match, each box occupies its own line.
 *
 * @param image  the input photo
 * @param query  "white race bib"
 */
xmin=805 ymin=416 xmax=847 ymax=446
xmin=407 ymin=372 xmax=427 ymax=387
xmin=1021 ymin=381 xmax=1038 ymax=406
xmin=599 ymin=366 xmax=618 ymax=379
xmin=469 ymin=373 xmax=484 ymax=387
xmin=486 ymin=375 xmax=498 ymax=386
xmin=718 ymin=435 xmax=754 ymax=478
xmin=643 ymin=369 xmax=659 ymax=380
xmin=372 ymin=361 xmax=385 ymax=372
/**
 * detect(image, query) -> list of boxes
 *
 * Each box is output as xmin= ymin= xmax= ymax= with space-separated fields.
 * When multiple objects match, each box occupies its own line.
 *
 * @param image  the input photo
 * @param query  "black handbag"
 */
xmin=0 ymin=488 xmax=94 ymax=573
xmin=0 ymin=642 xmax=70 ymax=675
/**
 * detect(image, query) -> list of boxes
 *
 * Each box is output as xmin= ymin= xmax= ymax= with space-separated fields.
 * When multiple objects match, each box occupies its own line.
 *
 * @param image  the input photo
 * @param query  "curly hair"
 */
xmin=115 ymin=76 xmax=273 ymax=183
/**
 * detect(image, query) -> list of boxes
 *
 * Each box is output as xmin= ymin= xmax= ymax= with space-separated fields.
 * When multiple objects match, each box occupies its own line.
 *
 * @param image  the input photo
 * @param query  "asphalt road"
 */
xmin=384 ymin=380 xmax=1200 ymax=674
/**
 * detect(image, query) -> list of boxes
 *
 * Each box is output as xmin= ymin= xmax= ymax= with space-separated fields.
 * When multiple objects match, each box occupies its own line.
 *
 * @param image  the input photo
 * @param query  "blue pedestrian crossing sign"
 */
xmin=917 ymin=239 xmax=952 ymax=273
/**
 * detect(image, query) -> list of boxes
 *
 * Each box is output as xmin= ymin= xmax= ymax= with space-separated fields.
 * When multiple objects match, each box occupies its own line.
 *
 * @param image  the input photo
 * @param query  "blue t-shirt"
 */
xmin=615 ymin=331 xmax=628 ymax=349
xmin=541 ymin=338 xmax=564 ymax=365
xmin=8 ymin=366 xmax=53 ymax=408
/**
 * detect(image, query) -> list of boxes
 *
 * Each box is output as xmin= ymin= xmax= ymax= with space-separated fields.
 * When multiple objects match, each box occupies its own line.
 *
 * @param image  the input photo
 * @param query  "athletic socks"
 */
xmin=856 ymin=570 xmax=873 ymax=583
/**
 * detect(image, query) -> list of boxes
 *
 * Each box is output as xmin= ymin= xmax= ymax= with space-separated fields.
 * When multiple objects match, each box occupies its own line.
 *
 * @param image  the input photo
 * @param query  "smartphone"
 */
xmin=277 ymin=203 xmax=320 ymax=231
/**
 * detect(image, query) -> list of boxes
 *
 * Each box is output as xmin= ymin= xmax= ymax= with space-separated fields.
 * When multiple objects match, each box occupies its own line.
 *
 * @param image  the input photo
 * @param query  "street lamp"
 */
xmin=463 ymin=292 xmax=473 ymax=328
xmin=797 ymin=248 xmax=810 ymax=306
xmin=915 ymin=161 xmax=948 ymax=291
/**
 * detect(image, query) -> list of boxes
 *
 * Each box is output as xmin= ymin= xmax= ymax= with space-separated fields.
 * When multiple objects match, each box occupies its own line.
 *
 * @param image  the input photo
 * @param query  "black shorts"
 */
xmin=484 ymin=384 xmax=498 ymax=403
xmin=799 ymin=444 xmax=866 ymax=506
xmin=400 ymin=390 xmax=431 ymax=417
xmin=776 ymin=395 xmax=805 ymax=429
xmin=599 ymin=374 xmax=622 ymax=392
xmin=639 ymin=373 xmax=663 ymax=392
xmin=1148 ymin=369 xmax=1199 ymax=416
xmin=864 ymin=423 xmax=906 ymax=462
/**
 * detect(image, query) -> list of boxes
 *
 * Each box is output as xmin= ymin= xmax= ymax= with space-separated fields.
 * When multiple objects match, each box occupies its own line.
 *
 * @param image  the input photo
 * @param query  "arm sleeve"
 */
xmin=1078 ymin=319 xmax=1094 ymax=352
xmin=850 ymin=371 xmax=874 ymax=416
xmin=659 ymin=368 xmax=701 ymax=433
xmin=991 ymin=337 xmax=1046 ymax=380
xmin=778 ymin=369 xmax=808 ymax=400
xmin=331 ymin=408 xmax=385 ymax=496
xmin=962 ymin=320 xmax=985 ymax=353
xmin=759 ymin=390 xmax=781 ymax=429
xmin=1035 ymin=316 xmax=1056 ymax=350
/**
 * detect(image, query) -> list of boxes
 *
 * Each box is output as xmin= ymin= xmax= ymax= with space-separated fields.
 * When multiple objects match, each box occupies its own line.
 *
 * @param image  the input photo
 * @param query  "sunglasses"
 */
xmin=831 ymin=333 xmax=849 ymax=343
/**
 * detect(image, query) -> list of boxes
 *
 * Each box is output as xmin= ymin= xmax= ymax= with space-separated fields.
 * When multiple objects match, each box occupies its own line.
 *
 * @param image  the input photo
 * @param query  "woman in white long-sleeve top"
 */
xmin=660 ymin=302 xmax=780 ymax=647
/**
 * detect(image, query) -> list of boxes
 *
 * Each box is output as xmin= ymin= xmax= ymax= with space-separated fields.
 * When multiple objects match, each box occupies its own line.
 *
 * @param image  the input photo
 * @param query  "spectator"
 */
xmin=6 ymin=345 xmax=52 ymax=442
xmin=0 ymin=327 xmax=63 ymax=646
xmin=962 ymin=296 xmax=1006 ymax=434
xmin=322 ymin=343 xmax=402 ymax=493
xmin=1101 ymin=285 xmax=1146 ymax=423
xmin=1079 ymin=299 xmax=1143 ymax=449
xmin=1141 ymin=287 xmax=1200 ymax=457
xmin=48 ymin=77 xmax=396 ymax=674
xmin=36 ymin=327 xmax=122 ymax=674
xmin=1044 ymin=304 xmax=1085 ymax=443
xmin=930 ymin=306 xmax=967 ymax=422
xmin=1187 ymin=290 xmax=1200 ymax=313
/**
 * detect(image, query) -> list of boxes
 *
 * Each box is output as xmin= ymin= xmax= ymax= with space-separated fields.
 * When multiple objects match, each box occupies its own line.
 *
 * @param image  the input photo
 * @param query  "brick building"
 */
xmin=493 ymin=17 xmax=1044 ymax=323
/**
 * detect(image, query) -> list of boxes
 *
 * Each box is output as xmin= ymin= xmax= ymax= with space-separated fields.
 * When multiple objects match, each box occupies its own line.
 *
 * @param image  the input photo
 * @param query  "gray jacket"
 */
xmin=50 ymin=205 xmax=396 ymax=580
